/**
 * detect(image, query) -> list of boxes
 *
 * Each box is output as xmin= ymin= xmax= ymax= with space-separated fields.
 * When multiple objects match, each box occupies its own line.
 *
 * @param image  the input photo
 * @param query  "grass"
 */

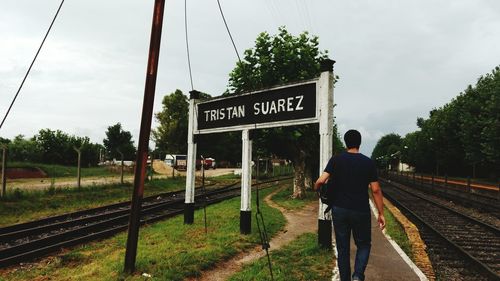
xmin=229 ymin=233 xmax=335 ymax=281
xmin=383 ymin=205 xmax=413 ymax=259
xmin=0 ymin=186 xmax=286 ymax=281
xmin=0 ymin=177 xmax=186 ymax=227
xmin=5 ymin=161 xmax=132 ymax=178
xmin=271 ymin=184 xmax=317 ymax=210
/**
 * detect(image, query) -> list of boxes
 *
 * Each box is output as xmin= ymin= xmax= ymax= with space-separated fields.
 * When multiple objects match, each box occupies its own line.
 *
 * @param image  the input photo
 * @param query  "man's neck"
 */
xmin=347 ymin=148 xmax=360 ymax=153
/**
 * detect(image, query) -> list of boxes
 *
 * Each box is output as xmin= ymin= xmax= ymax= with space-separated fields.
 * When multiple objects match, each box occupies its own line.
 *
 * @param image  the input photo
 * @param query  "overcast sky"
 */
xmin=1 ymin=0 xmax=499 ymax=156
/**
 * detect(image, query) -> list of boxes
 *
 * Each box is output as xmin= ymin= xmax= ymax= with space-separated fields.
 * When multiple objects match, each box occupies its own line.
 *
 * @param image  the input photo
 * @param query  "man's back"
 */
xmin=325 ymin=152 xmax=377 ymax=213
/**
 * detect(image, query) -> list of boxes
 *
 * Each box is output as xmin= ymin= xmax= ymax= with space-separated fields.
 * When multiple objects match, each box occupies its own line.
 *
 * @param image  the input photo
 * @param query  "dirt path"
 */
xmin=189 ymin=187 xmax=318 ymax=281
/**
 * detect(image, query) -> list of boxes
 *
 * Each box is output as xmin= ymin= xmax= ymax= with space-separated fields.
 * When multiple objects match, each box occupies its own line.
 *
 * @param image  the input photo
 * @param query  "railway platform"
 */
xmin=332 ymin=202 xmax=427 ymax=281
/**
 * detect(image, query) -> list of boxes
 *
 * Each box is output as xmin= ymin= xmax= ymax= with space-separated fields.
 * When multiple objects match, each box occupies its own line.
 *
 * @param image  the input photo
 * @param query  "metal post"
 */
xmin=201 ymin=155 xmax=207 ymax=234
xmin=117 ymin=149 xmax=124 ymax=185
xmin=184 ymin=90 xmax=200 ymax=224
xmin=124 ymin=0 xmax=165 ymax=273
xmin=172 ymin=157 xmax=175 ymax=179
xmin=431 ymin=174 xmax=434 ymax=189
xmin=467 ymin=176 xmax=471 ymax=193
xmin=1 ymin=146 xmax=6 ymax=198
xmin=240 ymin=129 xmax=252 ymax=234
xmin=317 ymin=59 xmax=335 ymax=249
xmin=73 ymin=146 xmax=81 ymax=189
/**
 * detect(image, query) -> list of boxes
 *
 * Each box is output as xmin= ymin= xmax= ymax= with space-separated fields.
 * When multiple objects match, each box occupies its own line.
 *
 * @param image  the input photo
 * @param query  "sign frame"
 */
xmin=194 ymin=78 xmax=320 ymax=135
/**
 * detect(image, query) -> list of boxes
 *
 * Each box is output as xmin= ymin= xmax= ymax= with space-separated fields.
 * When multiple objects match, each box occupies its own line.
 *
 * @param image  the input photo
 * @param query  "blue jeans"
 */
xmin=332 ymin=206 xmax=371 ymax=281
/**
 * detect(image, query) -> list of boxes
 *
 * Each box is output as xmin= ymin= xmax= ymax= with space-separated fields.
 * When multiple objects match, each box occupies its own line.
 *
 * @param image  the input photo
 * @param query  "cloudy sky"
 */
xmin=1 ymin=0 xmax=499 ymax=156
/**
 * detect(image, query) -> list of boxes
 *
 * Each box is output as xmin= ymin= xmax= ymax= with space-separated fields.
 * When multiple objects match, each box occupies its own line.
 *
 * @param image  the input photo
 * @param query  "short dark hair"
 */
xmin=344 ymin=129 xmax=361 ymax=149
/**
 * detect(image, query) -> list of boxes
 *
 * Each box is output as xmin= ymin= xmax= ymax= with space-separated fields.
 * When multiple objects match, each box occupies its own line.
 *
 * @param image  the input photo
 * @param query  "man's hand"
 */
xmin=378 ymin=214 xmax=386 ymax=230
xmin=314 ymin=172 xmax=330 ymax=191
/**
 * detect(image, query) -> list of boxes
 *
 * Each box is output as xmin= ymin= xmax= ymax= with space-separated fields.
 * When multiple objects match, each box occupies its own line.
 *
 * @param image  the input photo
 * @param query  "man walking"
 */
xmin=315 ymin=129 xmax=385 ymax=281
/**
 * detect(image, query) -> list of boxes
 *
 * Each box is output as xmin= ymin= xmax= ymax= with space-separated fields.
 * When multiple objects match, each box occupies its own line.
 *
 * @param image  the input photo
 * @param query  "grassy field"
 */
xmin=0 ymin=186 xmax=286 ymax=281
xmin=229 ymin=233 xmax=334 ymax=281
xmin=0 ymin=177 xmax=186 ymax=227
xmin=5 ymin=162 xmax=132 ymax=178
xmin=271 ymin=184 xmax=317 ymax=210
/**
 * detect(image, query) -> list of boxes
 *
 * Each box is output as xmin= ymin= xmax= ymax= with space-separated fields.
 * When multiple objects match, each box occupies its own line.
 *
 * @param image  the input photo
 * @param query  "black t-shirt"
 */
xmin=324 ymin=151 xmax=378 ymax=213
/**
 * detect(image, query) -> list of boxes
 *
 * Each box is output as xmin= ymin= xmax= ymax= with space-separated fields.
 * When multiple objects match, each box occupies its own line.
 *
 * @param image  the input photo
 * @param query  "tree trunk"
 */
xmin=292 ymin=149 xmax=306 ymax=199
xmin=304 ymin=168 xmax=313 ymax=190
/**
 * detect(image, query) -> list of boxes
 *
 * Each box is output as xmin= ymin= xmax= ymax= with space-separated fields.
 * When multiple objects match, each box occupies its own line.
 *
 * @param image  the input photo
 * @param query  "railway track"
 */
xmin=382 ymin=179 xmax=500 ymax=281
xmin=0 ymin=177 xmax=288 ymax=268
xmin=386 ymin=172 xmax=499 ymax=216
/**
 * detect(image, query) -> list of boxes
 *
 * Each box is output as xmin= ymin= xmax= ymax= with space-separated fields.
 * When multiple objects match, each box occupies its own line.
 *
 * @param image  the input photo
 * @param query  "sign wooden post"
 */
xmin=184 ymin=90 xmax=200 ymax=224
xmin=317 ymin=59 xmax=335 ymax=249
xmin=240 ymin=129 xmax=252 ymax=234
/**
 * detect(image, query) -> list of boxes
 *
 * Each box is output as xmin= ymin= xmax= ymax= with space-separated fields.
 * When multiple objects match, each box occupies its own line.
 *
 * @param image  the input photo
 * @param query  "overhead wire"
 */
xmin=0 ymin=0 xmax=65 ymax=131
xmin=184 ymin=0 xmax=194 ymax=91
xmin=216 ymin=0 xmax=242 ymax=65
xmin=215 ymin=2 xmax=273 ymax=279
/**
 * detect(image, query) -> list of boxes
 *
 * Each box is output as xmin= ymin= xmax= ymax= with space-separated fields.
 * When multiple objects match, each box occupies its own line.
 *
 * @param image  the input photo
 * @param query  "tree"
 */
xmin=371 ymin=133 xmax=402 ymax=170
xmin=152 ymin=90 xmax=189 ymax=156
xmin=103 ymin=123 xmax=136 ymax=160
xmin=0 ymin=137 xmax=10 ymax=146
xmin=399 ymin=66 xmax=500 ymax=178
xmin=226 ymin=27 xmax=340 ymax=198
xmin=8 ymin=135 xmax=42 ymax=163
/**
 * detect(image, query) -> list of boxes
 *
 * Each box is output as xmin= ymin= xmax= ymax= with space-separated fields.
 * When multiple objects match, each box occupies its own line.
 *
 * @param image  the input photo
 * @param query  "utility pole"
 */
xmin=73 ymin=146 xmax=82 ymax=189
xmin=1 ymin=145 xmax=6 ymax=198
xmin=117 ymin=149 xmax=124 ymax=185
xmin=124 ymin=0 xmax=165 ymax=273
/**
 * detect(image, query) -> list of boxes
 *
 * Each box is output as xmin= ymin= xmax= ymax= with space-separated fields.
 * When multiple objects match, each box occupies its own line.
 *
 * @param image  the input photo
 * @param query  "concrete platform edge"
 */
xmin=369 ymin=200 xmax=428 ymax=281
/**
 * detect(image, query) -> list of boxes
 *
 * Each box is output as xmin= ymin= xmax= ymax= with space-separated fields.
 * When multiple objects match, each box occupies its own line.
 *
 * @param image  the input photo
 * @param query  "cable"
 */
xmin=0 ymin=0 xmax=65 ymax=131
xmin=216 ymin=0 xmax=242 ymax=65
xmin=255 ymin=159 xmax=274 ymax=280
xmin=184 ymin=0 xmax=194 ymax=91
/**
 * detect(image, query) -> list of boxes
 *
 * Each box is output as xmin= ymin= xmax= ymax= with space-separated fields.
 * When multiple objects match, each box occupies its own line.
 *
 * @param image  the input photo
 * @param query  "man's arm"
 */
xmin=314 ymin=172 xmax=330 ymax=191
xmin=370 ymin=181 xmax=386 ymax=230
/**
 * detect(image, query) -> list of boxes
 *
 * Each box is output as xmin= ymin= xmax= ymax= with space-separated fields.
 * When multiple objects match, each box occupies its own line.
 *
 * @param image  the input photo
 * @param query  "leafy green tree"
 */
xmin=371 ymin=133 xmax=402 ymax=170
xmin=0 ymin=137 xmax=10 ymax=146
xmin=401 ymin=66 xmax=499 ymax=178
xmin=7 ymin=135 xmax=42 ymax=163
xmin=103 ymin=123 xmax=136 ymax=160
xmin=152 ymin=90 xmax=189 ymax=156
xmin=227 ymin=27 xmax=339 ymax=198
xmin=470 ymin=67 xmax=500 ymax=177
xmin=33 ymin=129 xmax=101 ymax=166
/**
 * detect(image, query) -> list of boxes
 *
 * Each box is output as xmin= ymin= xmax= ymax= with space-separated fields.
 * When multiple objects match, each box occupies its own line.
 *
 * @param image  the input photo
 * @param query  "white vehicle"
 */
xmin=165 ymin=154 xmax=187 ymax=170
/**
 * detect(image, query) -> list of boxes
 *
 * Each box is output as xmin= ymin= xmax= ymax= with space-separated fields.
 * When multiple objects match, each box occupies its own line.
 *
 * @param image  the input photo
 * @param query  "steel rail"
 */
xmin=0 ymin=183 xmax=234 ymax=243
xmin=382 ymin=181 xmax=500 ymax=280
xmin=0 ymin=183 xmax=218 ymax=236
xmin=0 ymin=188 xmax=235 ymax=267
xmin=0 ymin=176 xmax=291 ymax=268
xmin=382 ymin=179 xmax=500 ymax=235
xmin=385 ymin=174 xmax=499 ymax=213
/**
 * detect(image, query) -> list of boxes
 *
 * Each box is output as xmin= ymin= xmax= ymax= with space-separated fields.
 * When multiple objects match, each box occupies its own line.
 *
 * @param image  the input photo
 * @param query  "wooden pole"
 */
xmin=73 ymin=146 xmax=81 ymax=189
xmin=124 ymin=0 xmax=165 ymax=273
xmin=1 ymin=146 xmax=6 ymax=197
xmin=117 ymin=149 xmax=124 ymax=185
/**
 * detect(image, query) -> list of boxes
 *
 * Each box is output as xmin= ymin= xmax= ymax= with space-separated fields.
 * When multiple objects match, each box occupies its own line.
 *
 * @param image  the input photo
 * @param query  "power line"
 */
xmin=216 ymin=0 xmax=242 ymax=65
xmin=0 ymin=0 xmax=65 ymax=131
xmin=184 ymin=0 xmax=194 ymax=91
